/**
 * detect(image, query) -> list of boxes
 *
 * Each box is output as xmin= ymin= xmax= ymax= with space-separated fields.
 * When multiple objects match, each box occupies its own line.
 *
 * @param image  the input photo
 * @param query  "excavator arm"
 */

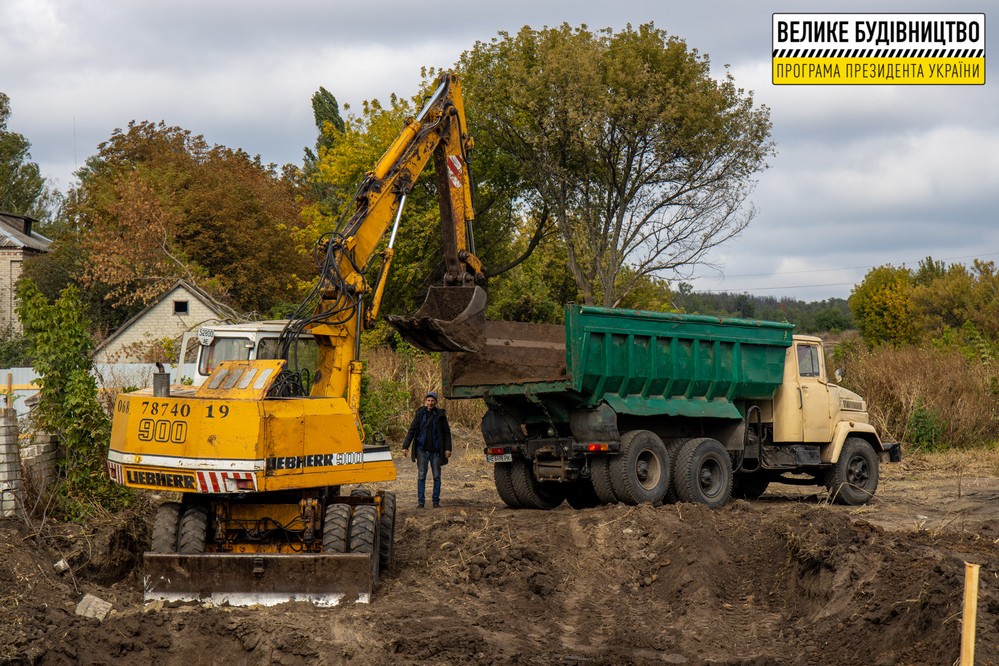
xmin=300 ymin=71 xmax=488 ymax=405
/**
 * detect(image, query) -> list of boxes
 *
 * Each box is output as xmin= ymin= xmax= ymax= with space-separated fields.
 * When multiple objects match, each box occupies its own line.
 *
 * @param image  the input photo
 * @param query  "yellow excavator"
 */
xmin=107 ymin=72 xmax=486 ymax=605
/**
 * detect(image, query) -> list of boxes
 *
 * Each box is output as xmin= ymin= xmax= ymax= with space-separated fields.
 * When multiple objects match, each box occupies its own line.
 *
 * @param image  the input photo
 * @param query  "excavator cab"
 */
xmin=387 ymin=285 xmax=486 ymax=352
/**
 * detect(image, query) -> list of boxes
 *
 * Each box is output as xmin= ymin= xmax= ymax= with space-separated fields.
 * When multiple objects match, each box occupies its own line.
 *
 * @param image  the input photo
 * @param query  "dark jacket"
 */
xmin=402 ymin=406 xmax=452 ymax=465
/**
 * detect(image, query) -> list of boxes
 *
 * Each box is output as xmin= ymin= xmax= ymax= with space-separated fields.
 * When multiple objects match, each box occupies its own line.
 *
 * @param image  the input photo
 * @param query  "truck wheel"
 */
xmin=511 ymin=457 xmax=564 ymax=510
xmin=825 ymin=437 xmax=879 ymax=506
xmin=350 ymin=488 xmax=372 ymax=498
xmin=493 ymin=462 xmax=523 ymax=509
xmin=610 ymin=430 xmax=671 ymax=505
xmin=589 ymin=456 xmax=619 ymax=504
xmin=177 ymin=505 xmax=209 ymax=554
xmin=673 ymin=438 xmax=733 ymax=508
xmin=150 ymin=502 xmax=182 ymax=553
xmin=378 ymin=492 xmax=396 ymax=570
xmin=349 ymin=505 xmax=380 ymax=584
xmin=323 ymin=503 xmax=351 ymax=553
xmin=565 ymin=477 xmax=601 ymax=509
xmin=661 ymin=439 xmax=688 ymax=504
xmin=732 ymin=472 xmax=770 ymax=500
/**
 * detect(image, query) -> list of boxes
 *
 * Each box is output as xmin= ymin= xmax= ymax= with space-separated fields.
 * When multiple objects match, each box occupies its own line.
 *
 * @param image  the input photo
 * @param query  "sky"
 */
xmin=1 ymin=0 xmax=995 ymax=302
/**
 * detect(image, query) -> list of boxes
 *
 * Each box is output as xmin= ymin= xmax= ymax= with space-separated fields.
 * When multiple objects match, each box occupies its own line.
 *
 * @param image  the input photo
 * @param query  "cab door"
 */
xmin=795 ymin=342 xmax=833 ymax=442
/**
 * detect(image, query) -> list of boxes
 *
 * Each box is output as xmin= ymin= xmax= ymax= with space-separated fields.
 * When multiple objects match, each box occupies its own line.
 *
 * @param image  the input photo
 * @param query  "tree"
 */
xmin=0 ymin=92 xmax=59 ymax=222
xmin=16 ymin=279 xmax=133 ymax=518
xmin=28 ymin=121 xmax=311 ymax=327
xmin=458 ymin=23 xmax=774 ymax=307
xmin=848 ymin=265 xmax=917 ymax=346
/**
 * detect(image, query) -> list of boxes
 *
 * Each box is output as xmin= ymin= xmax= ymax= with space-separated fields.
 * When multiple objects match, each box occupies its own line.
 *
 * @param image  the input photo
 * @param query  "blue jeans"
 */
xmin=416 ymin=448 xmax=442 ymax=505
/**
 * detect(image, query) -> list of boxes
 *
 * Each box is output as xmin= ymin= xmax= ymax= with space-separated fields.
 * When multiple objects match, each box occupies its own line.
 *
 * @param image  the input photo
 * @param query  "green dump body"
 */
xmin=445 ymin=305 xmax=794 ymax=420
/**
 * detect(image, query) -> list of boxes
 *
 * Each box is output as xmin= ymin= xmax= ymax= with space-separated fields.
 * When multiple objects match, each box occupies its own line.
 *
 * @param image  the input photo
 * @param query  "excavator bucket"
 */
xmin=143 ymin=553 xmax=376 ymax=607
xmin=387 ymin=285 xmax=486 ymax=352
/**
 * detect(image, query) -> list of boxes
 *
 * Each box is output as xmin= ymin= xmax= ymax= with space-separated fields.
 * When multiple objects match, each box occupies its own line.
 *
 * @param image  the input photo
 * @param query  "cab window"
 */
xmin=199 ymin=337 xmax=252 ymax=375
xmin=257 ymin=337 xmax=319 ymax=378
xmin=796 ymin=344 xmax=821 ymax=378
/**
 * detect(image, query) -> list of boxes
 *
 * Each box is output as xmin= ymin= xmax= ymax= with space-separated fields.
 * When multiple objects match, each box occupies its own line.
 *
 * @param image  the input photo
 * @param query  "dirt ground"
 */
xmin=2 ymin=435 xmax=998 ymax=666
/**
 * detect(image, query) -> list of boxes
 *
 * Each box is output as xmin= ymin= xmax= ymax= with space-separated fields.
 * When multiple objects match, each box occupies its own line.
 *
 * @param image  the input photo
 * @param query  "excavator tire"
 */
xmin=378 ymin=492 xmax=396 ymax=570
xmin=177 ymin=505 xmax=209 ymax=554
xmin=150 ymin=502 xmax=182 ymax=553
xmin=323 ymin=503 xmax=351 ymax=553
xmin=350 ymin=505 xmax=381 ymax=585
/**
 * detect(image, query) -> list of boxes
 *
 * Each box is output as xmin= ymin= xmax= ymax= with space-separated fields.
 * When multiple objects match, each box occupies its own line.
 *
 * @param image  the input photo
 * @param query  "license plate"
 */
xmin=486 ymin=453 xmax=512 ymax=463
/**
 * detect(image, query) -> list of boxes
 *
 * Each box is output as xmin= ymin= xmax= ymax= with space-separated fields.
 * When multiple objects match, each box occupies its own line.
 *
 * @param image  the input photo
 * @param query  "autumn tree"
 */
xmin=458 ymin=23 xmax=774 ymax=307
xmin=0 ymin=92 xmax=60 ymax=222
xmin=26 ymin=121 xmax=310 ymax=331
xmin=848 ymin=265 xmax=917 ymax=346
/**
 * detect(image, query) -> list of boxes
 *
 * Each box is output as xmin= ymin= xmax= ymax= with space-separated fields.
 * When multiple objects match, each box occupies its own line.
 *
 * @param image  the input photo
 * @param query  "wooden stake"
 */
xmin=960 ymin=562 xmax=980 ymax=666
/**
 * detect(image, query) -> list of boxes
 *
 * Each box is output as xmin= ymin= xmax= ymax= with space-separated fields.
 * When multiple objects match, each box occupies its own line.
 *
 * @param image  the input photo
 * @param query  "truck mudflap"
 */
xmin=387 ymin=285 xmax=485 ymax=352
xmin=143 ymin=552 xmax=375 ymax=607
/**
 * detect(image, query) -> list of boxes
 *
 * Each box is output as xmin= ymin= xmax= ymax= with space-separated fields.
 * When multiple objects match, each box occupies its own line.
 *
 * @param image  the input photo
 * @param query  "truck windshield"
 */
xmin=199 ymin=337 xmax=253 ymax=375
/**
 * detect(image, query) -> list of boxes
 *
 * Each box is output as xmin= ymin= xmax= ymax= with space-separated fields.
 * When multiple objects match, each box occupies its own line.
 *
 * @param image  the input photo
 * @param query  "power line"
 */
xmin=684 ymin=252 xmax=999 ymax=282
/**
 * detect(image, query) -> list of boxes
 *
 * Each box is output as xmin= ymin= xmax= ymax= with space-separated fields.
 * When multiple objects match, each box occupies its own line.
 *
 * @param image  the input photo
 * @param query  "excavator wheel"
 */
xmin=323 ymin=503 xmax=352 ymax=553
xmin=350 ymin=505 xmax=381 ymax=584
xmin=378 ymin=492 xmax=396 ymax=570
xmin=177 ymin=505 xmax=209 ymax=554
xmin=150 ymin=502 xmax=183 ymax=553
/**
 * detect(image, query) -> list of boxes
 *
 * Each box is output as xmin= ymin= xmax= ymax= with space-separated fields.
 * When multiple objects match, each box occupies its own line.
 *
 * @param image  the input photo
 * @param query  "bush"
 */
xmin=841 ymin=344 xmax=999 ymax=449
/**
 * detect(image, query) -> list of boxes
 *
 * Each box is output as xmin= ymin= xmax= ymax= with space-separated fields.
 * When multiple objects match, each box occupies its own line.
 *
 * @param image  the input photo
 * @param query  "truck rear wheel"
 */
xmin=611 ymin=430 xmax=670 ymax=505
xmin=378 ymin=492 xmax=396 ymax=570
xmin=589 ymin=456 xmax=619 ymax=505
xmin=150 ymin=502 xmax=182 ymax=553
xmin=673 ymin=438 xmax=733 ymax=508
xmin=323 ymin=503 xmax=351 ymax=553
xmin=511 ymin=458 xmax=564 ymax=510
xmin=493 ymin=462 xmax=523 ymax=509
xmin=825 ymin=437 xmax=879 ymax=506
xmin=178 ymin=505 xmax=209 ymax=554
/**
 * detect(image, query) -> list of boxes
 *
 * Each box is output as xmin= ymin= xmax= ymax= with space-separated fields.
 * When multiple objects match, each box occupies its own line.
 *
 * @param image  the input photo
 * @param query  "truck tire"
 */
xmin=150 ymin=502 xmax=182 ymax=553
xmin=565 ymin=477 xmax=601 ymax=509
xmin=661 ymin=438 xmax=688 ymax=504
xmin=323 ymin=503 xmax=351 ymax=553
xmin=350 ymin=487 xmax=372 ymax=498
xmin=732 ymin=472 xmax=770 ymax=500
xmin=610 ymin=430 xmax=671 ymax=505
xmin=177 ymin=505 xmax=209 ymax=554
xmin=378 ymin=492 xmax=396 ymax=570
xmin=349 ymin=504 xmax=380 ymax=585
xmin=493 ymin=462 xmax=523 ymax=509
xmin=825 ymin=437 xmax=879 ymax=506
xmin=673 ymin=438 xmax=733 ymax=508
xmin=589 ymin=456 xmax=619 ymax=505
xmin=511 ymin=457 xmax=564 ymax=510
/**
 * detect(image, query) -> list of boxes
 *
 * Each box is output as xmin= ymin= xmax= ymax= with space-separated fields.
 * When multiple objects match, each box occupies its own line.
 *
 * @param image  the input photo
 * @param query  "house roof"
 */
xmin=0 ymin=211 xmax=52 ymax=252
xmin=92 ymin=279 xmax=231 ymax=356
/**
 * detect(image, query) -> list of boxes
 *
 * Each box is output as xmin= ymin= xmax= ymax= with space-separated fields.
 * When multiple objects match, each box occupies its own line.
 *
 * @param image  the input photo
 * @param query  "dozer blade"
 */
xmin=143 ymin=552 xmax=375 ymax=607
xmin=387 ymin=285 xmax=486 ymax=352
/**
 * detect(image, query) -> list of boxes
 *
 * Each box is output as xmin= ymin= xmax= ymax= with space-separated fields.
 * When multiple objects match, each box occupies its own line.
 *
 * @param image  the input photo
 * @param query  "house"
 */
xmin=92 ymin=279 xmax=230 ymax=363
xmin=0 ymin=211 xmax=51 ymax=332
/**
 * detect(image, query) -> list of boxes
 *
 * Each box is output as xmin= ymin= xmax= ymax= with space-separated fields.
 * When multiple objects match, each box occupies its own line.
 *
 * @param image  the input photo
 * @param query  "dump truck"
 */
xmin=435 ymin=305 xmax=900 ymax=510
xmin=107 ymin=71 xmax=486 ymax=605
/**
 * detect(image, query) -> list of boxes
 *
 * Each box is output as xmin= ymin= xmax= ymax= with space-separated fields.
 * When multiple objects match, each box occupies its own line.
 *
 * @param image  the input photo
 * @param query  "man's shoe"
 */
xmin=432 ymin=502 xmax=440 ymax=508
xmin=417 ymin=503 xmax=425 ymax=509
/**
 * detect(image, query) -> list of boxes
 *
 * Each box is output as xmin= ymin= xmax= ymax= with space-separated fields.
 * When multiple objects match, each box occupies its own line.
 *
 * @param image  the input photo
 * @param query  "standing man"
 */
xmin=401 ymin=391 xmax=453 ymax=508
